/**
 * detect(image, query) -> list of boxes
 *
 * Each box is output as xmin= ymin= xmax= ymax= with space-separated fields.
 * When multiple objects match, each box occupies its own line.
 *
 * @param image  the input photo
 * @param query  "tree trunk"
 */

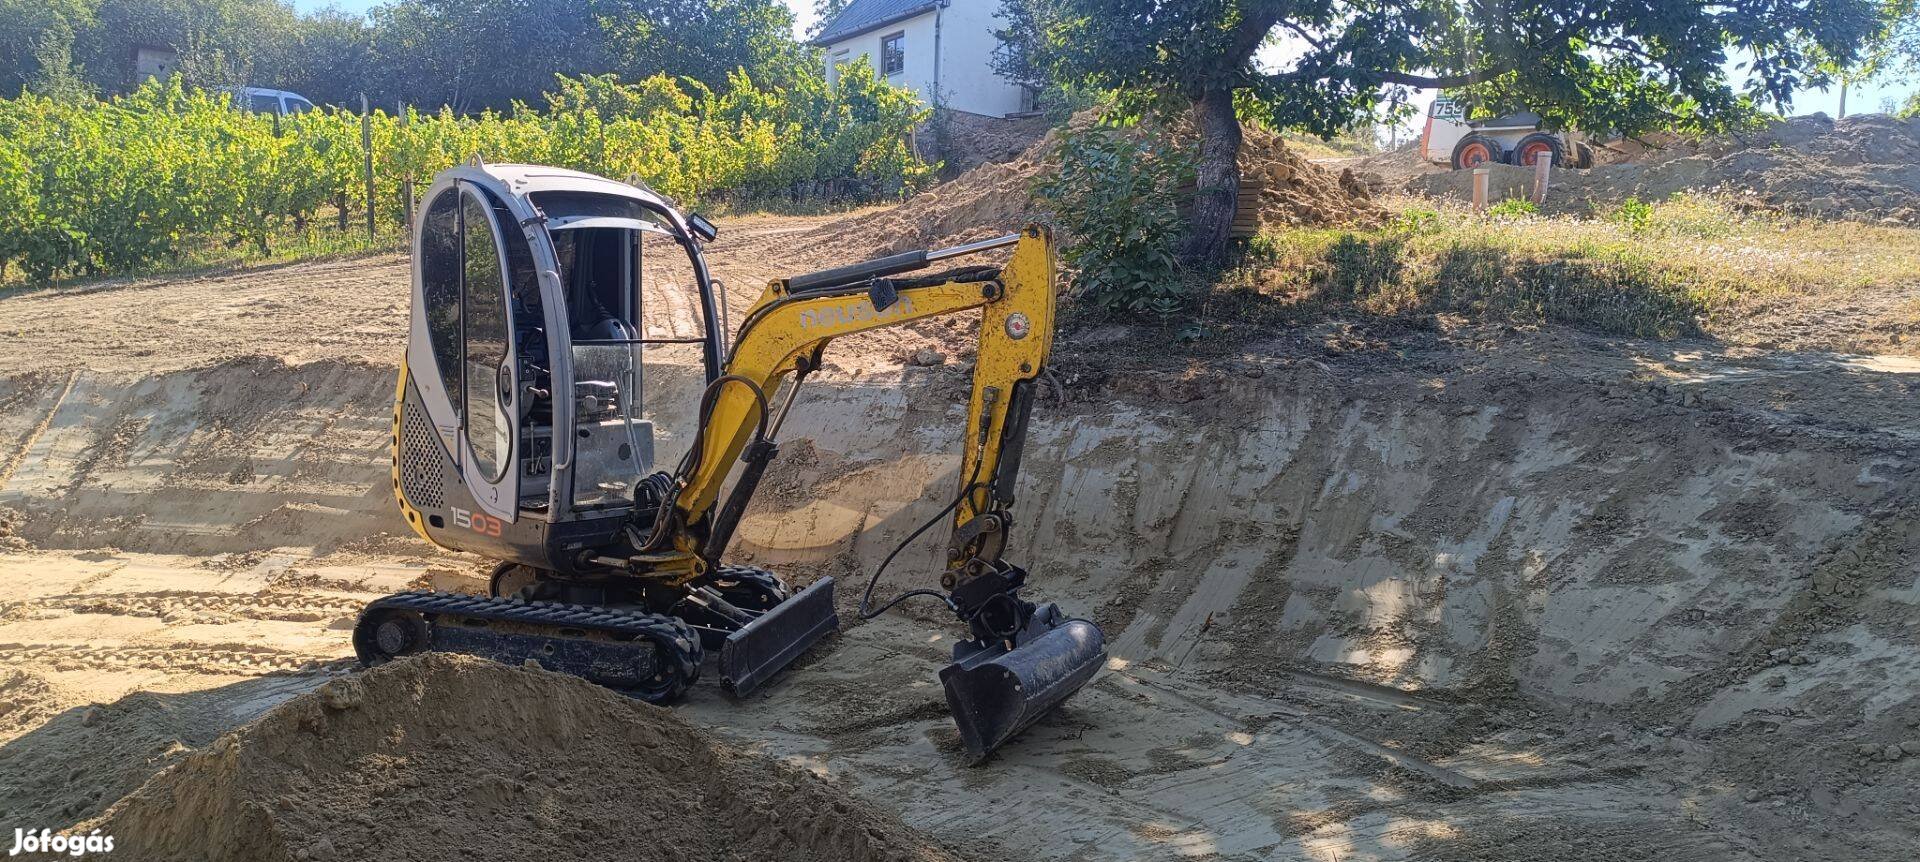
xmin=1177 ymin=87 xmax=1242 ymax=269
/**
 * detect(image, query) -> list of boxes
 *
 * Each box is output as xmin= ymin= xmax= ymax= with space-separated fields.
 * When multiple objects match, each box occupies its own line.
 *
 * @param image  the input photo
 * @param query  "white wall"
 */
xmin=822 ymin=0 xmax=1027 ymax=118
xmin=935 ymin=0 xmax=1025 ymax=116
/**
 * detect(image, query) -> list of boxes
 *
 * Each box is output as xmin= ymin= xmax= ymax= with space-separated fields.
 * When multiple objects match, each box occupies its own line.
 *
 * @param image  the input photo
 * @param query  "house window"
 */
xmin=881 ymin=32 xmax=905 ymax=76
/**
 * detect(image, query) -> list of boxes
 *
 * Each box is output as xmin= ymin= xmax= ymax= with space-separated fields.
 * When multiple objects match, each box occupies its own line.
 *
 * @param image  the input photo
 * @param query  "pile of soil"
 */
xmin=83 ymin=655 xmax=966 ymax=862
xmin=930 ymin=110 xmax=1052 ymax=178
xmin=1407 ymin=113 xmax=1920 ymax=222
xmin=826 ymin=113 xmax=1383 ymax=257
xmin=0 ymin=684 xmax=227 ymax=827
xmin=1347 ymin=141 xmax=1445 ymax=187
xmin=1235 ymin=124 xmax=1388 ymax=228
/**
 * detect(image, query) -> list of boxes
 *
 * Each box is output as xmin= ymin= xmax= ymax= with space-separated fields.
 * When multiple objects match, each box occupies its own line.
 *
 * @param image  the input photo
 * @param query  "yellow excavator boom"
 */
xmin=664 ymin=226 xmax=1055 ymax=587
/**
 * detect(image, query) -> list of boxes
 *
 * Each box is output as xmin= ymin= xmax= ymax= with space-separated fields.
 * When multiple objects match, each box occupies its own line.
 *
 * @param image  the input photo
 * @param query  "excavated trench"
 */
xmin=1 ymin=349 xmax=1916 ymax=861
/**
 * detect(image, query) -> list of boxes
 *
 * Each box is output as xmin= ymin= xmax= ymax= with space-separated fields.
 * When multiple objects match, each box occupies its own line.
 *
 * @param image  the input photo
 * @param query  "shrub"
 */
xmin=1035 ymin=125 xmax=1195 ymax=317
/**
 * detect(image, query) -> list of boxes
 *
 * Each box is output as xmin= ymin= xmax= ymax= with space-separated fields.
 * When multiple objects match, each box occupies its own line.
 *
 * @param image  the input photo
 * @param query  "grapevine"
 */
xmin=0 ymin=59 xmax=929 ymax=281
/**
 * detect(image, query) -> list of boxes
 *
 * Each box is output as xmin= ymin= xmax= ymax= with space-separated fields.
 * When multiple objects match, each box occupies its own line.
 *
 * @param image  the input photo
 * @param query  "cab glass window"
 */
xmin=462 ymin=189 xmax=512 ymax=481
xmin=636 ymin=230 xmax=706 ymax=467
xmin=418 ymin=190 xmax=463 ymax=417
xmin=248 ymin=93 xmax=279 ymax=113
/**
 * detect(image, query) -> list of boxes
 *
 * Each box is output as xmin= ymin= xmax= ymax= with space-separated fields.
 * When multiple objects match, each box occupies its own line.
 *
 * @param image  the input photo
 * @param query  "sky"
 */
xmin=285 ymin=0 xmax=1910 ymax=120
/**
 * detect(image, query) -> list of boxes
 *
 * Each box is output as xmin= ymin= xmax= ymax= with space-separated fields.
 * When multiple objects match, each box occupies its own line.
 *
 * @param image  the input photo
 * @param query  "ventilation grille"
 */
xmin=400 ymin=402 xmax=446 ymax=509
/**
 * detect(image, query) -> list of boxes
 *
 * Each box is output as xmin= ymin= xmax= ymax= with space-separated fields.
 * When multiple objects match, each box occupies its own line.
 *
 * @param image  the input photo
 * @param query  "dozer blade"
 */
xmin=719 ymin=576 xmax=839 ymax=696
xmin=940 ymin=603 xmax=1106 ymax=761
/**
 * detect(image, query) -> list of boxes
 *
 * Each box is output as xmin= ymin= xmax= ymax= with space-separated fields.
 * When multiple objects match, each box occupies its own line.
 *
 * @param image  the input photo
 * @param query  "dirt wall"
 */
xmin=3 ymin=349 xmax=1917 ymax=858
xmin=8 ymin=354 xmax=1913 ymax=738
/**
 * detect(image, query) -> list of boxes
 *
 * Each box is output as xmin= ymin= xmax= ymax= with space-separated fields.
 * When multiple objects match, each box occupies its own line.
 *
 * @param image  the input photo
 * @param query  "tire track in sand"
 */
xmin=0 ymin=642 xmax=348 ymax=676
xmin=2 ymin=590 xmax=367 ymax=623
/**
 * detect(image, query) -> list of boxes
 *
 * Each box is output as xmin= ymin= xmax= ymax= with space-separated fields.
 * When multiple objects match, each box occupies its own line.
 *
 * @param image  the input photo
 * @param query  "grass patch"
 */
xmin=1212 ymin=193 xmax=1920 ymax=339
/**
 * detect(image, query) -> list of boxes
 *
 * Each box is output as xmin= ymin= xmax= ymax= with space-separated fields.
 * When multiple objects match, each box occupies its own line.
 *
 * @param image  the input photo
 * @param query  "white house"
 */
xmin=814 ymin=0 xmax=1031 ymax=118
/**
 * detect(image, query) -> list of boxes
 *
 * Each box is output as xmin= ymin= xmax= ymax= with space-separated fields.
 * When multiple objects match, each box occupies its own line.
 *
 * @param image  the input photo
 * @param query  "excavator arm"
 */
xmin=658 ymin=225 xmax=1104 ymax=759
xmin=663 ymin=226 xmax=1053 ymax=590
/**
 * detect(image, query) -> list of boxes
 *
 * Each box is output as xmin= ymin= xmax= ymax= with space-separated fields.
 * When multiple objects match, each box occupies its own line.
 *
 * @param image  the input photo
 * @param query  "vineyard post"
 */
xmin=360 ymin=94 xmax=375 ymax=243
xmin=399 ymin=102 xmax=414 ymax=233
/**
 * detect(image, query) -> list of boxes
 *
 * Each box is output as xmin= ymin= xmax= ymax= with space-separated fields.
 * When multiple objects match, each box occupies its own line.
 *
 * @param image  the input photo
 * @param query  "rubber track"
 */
xmin=709 ymin=565 xmax=789 ymax=605
xmin=356 ymin=590 xmax=703 ymax=684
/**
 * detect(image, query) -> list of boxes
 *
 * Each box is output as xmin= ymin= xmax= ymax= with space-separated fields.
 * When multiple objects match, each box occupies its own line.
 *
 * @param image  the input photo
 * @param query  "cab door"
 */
xmin=454 ymin=183 xmax=520 ymax=522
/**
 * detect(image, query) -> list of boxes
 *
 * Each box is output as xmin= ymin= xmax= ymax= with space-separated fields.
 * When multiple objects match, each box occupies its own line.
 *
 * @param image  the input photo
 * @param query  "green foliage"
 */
xmin=1606 ymin=197 xmax=1656 ymax=234
xmin=1018 ymin=0 xmax=1888 ymax=269
xmin=1487 ymin=198 xmax=1538 ymax=219
xmin=0 ymin=0 xmax=812 ymax=112
xmin=1811 ymin=1 xmax=1920 ymax=92
xmin=1035 ymin=125 xmax=1195 ymax=316
xmin=0 ymin=70 xmax=931 ymax=282
xmin=1031 ymin=0 xmax=1887 ymax=139
xmin=1389 ymin=207 xmax=1443 ymax=235
xmin=990 ymin=0 xmax=1050 ymax=95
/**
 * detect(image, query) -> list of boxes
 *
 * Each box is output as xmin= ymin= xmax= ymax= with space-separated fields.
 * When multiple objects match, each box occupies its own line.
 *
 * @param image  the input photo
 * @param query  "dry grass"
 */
xmin=1213 ymin=193 xmax=1920 ymax=339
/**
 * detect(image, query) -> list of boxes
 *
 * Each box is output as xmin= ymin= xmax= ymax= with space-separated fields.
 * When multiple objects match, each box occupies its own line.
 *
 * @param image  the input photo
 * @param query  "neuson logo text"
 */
xmin=797 ymin=295 xmax=916 ymax=329
xmin=9 ymin=828 xmax=113 ymax=857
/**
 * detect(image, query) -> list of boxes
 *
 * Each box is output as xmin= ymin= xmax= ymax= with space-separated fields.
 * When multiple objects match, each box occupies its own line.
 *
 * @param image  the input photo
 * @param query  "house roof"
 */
xmin=812 ymin=0 xmax=942 ymax=46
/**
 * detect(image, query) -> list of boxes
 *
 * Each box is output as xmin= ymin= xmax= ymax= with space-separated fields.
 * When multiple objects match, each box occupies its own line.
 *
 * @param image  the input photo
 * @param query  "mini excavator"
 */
xmin=354 ymin=163 xmax=1106 ymax=758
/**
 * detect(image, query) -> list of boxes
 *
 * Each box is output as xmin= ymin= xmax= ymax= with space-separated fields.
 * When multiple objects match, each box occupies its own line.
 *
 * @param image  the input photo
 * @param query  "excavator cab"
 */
xmin=372 ymin=162 xmax=1103 ymax=760
xmin=394 ymin=165 xmax=722 ymax=564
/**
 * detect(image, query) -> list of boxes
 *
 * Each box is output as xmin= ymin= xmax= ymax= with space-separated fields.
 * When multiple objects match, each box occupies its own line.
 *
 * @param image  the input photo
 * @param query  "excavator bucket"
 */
xmin=939 ymin=603 xmax=1106 ymax=761
xmin=718 ymin=576 xmax=839 ymax=696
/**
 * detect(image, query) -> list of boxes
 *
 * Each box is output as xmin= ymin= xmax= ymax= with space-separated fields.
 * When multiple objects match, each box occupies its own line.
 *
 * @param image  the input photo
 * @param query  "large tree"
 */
xmin=1032 ymin=0 xmax=1890 ymax=268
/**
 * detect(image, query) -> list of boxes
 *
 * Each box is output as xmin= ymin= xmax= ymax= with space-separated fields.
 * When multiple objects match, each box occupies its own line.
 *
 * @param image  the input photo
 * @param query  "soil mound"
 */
xmin=825 ymin=114 xmax=1383 ymax=257
xmin=1409 ymin=113 xmax=1920 ymax=221
xmin=1 ymin=685 xmax=224 ymax=827
xmin=85 ymin=655 xmax=965 ymax=862
xmin=1235 ymin=124 xmax=1388 ymax=228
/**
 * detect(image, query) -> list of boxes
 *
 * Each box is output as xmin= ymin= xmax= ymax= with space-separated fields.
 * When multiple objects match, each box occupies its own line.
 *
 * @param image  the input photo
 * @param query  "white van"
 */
xmin=230 ymin=87 xmax=317 ymax=117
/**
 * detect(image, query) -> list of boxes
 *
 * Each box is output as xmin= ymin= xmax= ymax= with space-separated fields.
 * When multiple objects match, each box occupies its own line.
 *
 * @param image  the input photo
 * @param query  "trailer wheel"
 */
xmin=1512 ymin=133 xmax=1564 ymax=168
xmin=1450 ymin=134 xmax=1503 ymax=170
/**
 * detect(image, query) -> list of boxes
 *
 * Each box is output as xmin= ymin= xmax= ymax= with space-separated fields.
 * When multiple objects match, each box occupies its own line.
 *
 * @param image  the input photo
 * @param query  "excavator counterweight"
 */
xmin=355 ymin=163 xmax=1103 ymax=758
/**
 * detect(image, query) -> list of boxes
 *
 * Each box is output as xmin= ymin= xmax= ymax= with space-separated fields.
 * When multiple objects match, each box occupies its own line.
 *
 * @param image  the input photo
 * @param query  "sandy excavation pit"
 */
xmin=1 ymin=207 xmax=1917 ymax=860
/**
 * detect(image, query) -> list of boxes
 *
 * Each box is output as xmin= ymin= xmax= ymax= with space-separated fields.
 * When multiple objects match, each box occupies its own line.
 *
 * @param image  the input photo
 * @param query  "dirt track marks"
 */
xmin=0 ymin=642 xmax=347 ymax=676
xmin=3 ymin=590 xmax=366 ymax=623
